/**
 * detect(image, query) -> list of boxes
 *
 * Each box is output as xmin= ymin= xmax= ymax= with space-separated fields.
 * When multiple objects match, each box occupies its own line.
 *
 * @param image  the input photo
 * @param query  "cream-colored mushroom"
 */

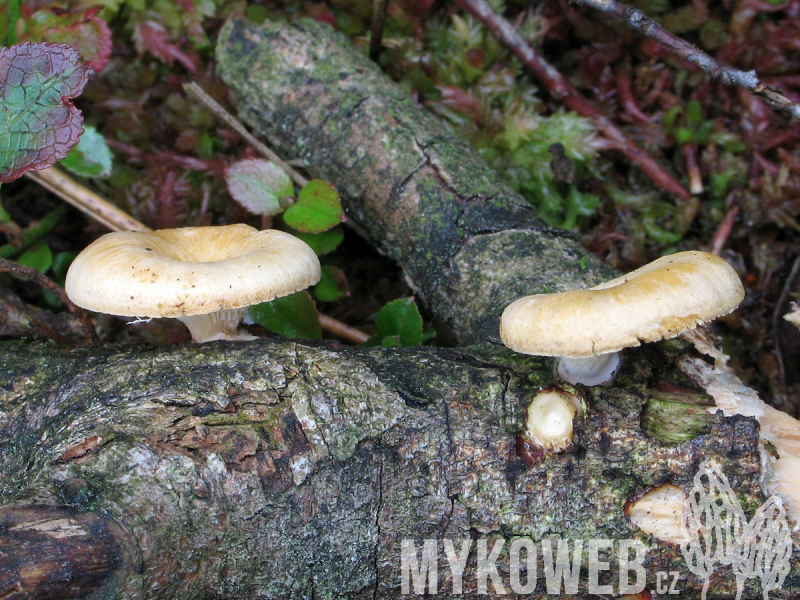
xmin=524 ymin=388 xmax=581 ymax=452
xmin=626 ymin=484 xmax=686 ymax=544
xmin=65 ymin=224 xmax=321 ymax=342
xmin=500 ymin=251 xmax=745 ymax=386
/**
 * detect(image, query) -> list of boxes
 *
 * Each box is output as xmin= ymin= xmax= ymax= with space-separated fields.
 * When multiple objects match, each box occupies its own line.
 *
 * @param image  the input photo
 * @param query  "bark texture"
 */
xmin=215 ymin=18 xmax=618 ymax=346
xmin=0 ymin=339 xmax=788 ymax=599
xmin=0 ymin=17 xmax=797 ymax=600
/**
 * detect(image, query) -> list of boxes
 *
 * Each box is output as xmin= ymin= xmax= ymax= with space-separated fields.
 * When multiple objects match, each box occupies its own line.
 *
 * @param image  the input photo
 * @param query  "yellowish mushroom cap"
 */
xmin=65 ymin=224 xmax=321 ymax=341
xmin=500 ymin=251 xmax=744 ymax=358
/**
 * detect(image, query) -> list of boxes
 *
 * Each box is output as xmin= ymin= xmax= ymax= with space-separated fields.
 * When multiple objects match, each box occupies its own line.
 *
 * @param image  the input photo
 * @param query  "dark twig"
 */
xmin=774 ymin=255 xmax=800 ymax=387
xmin=453 ymin=0 xmax=693 ymax=201
xmin=369 ymin=0 xmax=389 ymax=62
xmin=578 ymin=0 xmax=800 ymax=120
xmin=0 ymin=258 xmax=97 ymax=345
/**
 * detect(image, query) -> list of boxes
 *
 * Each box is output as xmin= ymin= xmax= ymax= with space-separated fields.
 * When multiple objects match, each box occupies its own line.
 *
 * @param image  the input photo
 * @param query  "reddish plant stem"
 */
xmin=579 ymin=0 xmax=800 ymax=120
xmin=708 ymin=206 xmax=739 ymax=256
xmin=682 ymin=143 xmax=703 ymax=195
xmin=454 ymin=0 xmax=692 ymax=200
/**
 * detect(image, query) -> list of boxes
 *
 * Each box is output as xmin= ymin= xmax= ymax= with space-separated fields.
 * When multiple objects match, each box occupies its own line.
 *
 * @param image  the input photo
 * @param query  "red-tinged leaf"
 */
xmin=23 ymin=7 xmax=113 ymax=72
xmin=133 ymin=19 xmax=197 ymax=73
xmin=225 ymin=158 xmax=294 ymax=217
xmin=0 ymin=43 xmax=88 ymax=184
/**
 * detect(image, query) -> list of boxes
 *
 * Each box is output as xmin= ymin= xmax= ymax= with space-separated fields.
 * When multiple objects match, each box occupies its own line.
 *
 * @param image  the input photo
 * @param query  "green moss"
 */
xmin=642 ymin=398 xmax=712 ymax=443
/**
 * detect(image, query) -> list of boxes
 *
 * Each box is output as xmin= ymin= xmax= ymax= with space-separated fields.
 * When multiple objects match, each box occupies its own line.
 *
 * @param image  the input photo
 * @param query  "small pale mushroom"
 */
xmin=626 ymin=484 xmax=686 ymax=545
xmin=499 ymin=251 xmax=745 ymax=386
xmin=65 ymin=224 xmax=321 ymax=342
xmin=523 ymin=387 xmax=581 ymax=453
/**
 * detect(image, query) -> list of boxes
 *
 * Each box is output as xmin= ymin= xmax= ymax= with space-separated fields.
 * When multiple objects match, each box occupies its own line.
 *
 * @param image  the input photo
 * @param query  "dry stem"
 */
xmin=183 ymin=82 xmax=309 ymax=187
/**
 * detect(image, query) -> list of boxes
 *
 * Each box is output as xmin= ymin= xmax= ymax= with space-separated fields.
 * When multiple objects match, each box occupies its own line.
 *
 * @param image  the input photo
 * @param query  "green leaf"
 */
xmin=291 ymin=226 xmax=344 ymax=256
xmin=283 ymin=179 xmax=345 ymax=233
xmin=51 ymin=251 xmax=75 ymax=284
xmin=247 ymin=291 xmax=321 ymax=339
xmin=371 ymin=297 xmax=424 ymax=347
xmin=17 ymin=241 xmax=52 ymax=273
xmin=60 ymin=126 xmax=113 ymax=177
xmin=7 ymin=0 xmax=21 ymax=46
xmin=0 ymin=43 xmax=89 ymax=183
xmin=0 ymin=199 xmax=10 ymax=223
xmin=225 ymin=158 xmax=294 ymax=217
xmin=314 ymin=266 xmax=348 ymax=302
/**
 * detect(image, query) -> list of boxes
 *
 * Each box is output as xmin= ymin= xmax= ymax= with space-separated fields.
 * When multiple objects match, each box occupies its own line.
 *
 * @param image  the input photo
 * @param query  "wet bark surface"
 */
xmin=1 ymin=17 xmax=798 ymax=600
xmin=0 ymin=338 xmax=787 ymax=599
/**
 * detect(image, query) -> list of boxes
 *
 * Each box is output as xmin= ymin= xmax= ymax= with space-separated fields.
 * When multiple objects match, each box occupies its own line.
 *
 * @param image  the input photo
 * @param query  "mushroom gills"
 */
xmin=177 ymin=308 xmax=257 ymax=343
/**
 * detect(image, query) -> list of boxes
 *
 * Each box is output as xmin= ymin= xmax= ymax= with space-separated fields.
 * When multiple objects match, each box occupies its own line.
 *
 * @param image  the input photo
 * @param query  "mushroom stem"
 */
xmin=557 ymin=352 xmax=620 ymax=386
xmin=178 ymin=308 xmax=256 ymax=343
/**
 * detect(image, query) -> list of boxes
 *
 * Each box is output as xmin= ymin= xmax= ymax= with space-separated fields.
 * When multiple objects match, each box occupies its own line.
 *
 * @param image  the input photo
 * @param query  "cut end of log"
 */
xmin=0 ymin=504 xmax=134 ymax=600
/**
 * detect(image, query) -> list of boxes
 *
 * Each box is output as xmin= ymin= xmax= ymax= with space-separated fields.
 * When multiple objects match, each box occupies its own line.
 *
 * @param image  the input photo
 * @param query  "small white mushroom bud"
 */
xmin=525 ymin=388 xmax=581 ymax=453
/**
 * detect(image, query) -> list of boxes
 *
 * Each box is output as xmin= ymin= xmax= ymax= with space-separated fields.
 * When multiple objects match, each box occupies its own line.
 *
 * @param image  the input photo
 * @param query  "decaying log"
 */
xmin=215 ymin=18 xmax=619 ymax=346
xmin=1 ymin=17 xmax=797 ymax=600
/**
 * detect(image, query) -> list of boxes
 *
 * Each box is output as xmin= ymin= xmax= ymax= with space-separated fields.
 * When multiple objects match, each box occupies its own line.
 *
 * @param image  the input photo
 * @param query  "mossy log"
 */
xmin=0 ymin=17 xmax=796 ymax=600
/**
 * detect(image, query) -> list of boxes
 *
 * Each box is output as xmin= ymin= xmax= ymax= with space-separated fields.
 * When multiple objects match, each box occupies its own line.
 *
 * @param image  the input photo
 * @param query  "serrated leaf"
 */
xmin=60 ymin=125 xmax=113 ymax=177
xmin=314 ymin=266 xmax=348 ymax=302
xmin=374 ymin=297 xmax=424 ymax=347
xmin=17 ymin=241 xmax=52 ymax=273
xmin=247 ymin=291 xmax=321 ymax=339
xmin=292 ymin=226 xmax=344 ymax=256
xmin=23 ymin=6 xmax=113 ymax=73
xmin=225 ymin=158 xmax=294 ymax=217
xmin=0 ymin=43 xmax=89 ymax=183
xmin=283 ymin=179 xmax=345 ymax=233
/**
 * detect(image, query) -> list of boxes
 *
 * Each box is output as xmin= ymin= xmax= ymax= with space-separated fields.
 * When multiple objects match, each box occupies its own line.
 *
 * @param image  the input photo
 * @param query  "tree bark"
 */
xmin=0 ymin=17 xmax=796 ymax=600
xmin=215 ymin=18 xmax=618 ymax=346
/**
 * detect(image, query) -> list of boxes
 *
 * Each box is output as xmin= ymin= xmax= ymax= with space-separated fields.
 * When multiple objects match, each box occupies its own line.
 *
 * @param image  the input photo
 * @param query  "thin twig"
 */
xmin=578 ymin=0 xmax=800 ymax=120
xmin=25 ymin=167 xmax=149 ymax=232
xmin=454 ymin=0 xmax=693 ymax=201
xmin=0 ymin=257 xmax=97 ymax=345
xmin=774 ymin=255 xmax=800 ymax=386
xmin=183 ymin=82 xmax=309 ymax=187
xmin=319 ymin=314 xmax=370 ymax=344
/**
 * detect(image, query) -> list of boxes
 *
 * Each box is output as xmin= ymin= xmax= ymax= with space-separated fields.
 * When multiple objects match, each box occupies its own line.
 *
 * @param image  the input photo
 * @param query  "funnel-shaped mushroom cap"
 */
xmin=65 ymin=224 xmax=321 ymax=318
xmin=500 ymin=251 xmax=744 ymax=358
